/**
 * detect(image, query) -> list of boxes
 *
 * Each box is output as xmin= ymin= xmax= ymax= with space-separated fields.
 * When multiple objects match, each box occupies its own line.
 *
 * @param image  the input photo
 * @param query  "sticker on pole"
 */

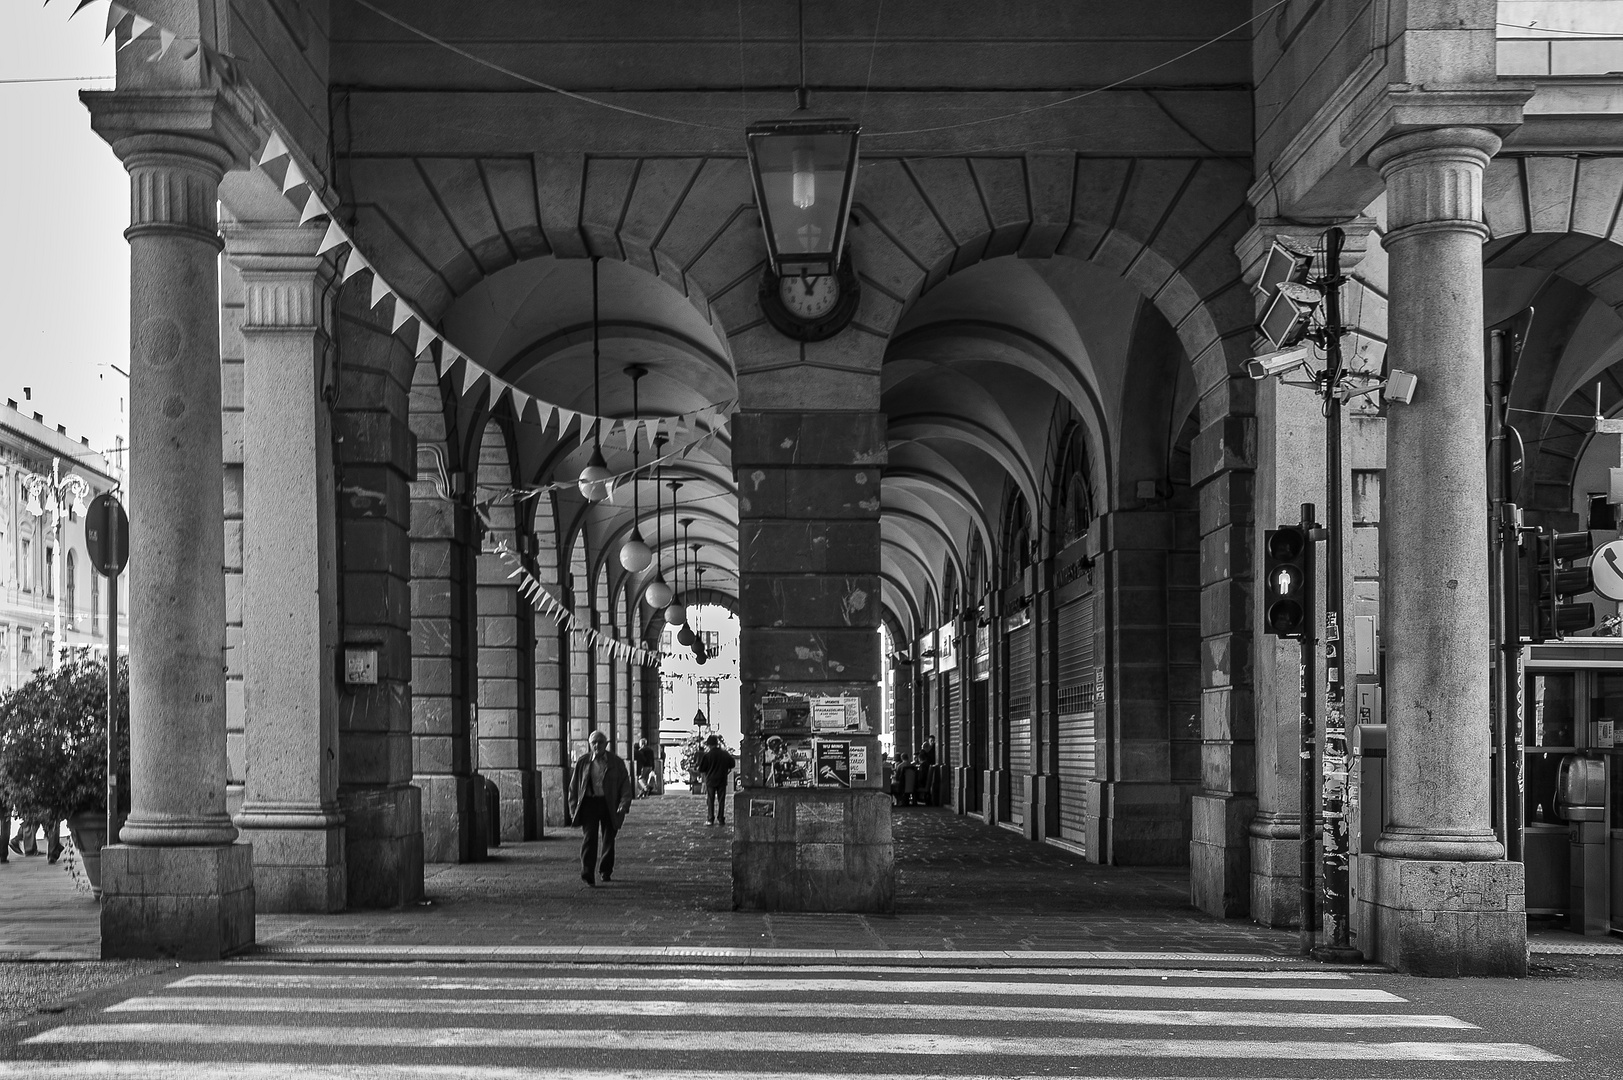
xmin=1591 ymin=540 xmax=1623 ymax=601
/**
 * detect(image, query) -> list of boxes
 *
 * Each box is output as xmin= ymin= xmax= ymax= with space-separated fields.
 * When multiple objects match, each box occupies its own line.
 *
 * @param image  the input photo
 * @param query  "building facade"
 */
xmin=0 ymin=401 xmax=128 ymax=690
xmin=77 ymin=0 xmax=1623 ymax=973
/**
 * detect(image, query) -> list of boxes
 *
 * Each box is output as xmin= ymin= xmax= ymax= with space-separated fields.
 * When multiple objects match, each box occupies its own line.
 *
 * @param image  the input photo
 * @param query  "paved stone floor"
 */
xmin=0 ymin=844 xmax=98 ymax=960
xmin=254 ymin=792 xmax=1299 ymax=957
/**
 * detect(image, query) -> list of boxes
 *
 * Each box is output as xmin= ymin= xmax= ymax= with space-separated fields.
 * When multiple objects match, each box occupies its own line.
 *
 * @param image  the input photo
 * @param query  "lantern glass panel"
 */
xmin=748 ymin=124 xmax=858 ymax=276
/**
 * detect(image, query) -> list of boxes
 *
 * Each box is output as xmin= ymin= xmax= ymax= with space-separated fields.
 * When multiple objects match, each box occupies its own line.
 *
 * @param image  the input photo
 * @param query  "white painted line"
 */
xmin=0 ymin=1066 xmax=1461 ymax=1080
xmin=23 ymin=1025 xmax=1564 ymax=1061
xmin=168 ymin=974 xmax=1403 ymax=1003
xmin=222 ymin=959 xmax=1350 ymax=979
xmin=249 ymin=944 xmax=1303 ymax=965
xmin=105 ymin=995 xmax=1475 ymax=1030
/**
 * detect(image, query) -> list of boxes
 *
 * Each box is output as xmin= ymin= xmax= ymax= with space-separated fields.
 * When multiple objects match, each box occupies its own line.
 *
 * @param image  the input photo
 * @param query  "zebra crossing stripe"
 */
xmin=167 ymin=974 xmax=1404 ymax=1002
xmin=23 ymin=1024 xmax=1566 ymax=1061
xmin=210 ymin=963 xmax=1356 ymax=981
xmin=103 ymin=995 xmax=1476 ymax=1029
xmin=0 ymin=1066 xmax=1476 ymax=1080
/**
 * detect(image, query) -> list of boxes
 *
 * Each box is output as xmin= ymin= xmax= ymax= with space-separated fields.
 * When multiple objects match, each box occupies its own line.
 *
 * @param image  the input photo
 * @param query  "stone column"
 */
xmin=85 ymin=91 xmax=258 ymax=958
xmin=225 ymin=222 xmax=346 ymax=912
xmin=1360 ymin=127 xmax=1525 ymax=975
xmin=733 ymin=410 xmax=893 ymax=912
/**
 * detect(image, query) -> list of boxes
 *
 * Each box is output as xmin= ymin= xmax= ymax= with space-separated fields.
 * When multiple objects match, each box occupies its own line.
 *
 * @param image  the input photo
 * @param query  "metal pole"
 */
xmin=1488 ymin=329 xmax=1524 ymax=861
xmin=1315 ymin=228 xmax=1359 ymax=961
xmin=1299 ymin=500 xmax=1318 ymax=956
xmin=106 ymin=568 xmax=119 ymax=845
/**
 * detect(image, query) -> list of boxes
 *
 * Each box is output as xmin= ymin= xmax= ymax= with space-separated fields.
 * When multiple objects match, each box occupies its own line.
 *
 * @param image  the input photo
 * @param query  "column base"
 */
xmin=1190 ymin=794 xmax=1257 ymax=918
xmin=733 ymin=788 xmax=894 ymax=913
xmin=339 ymin=784 xmax=424 ymax=908
xmin=235 ymin=815 xmax=345 ymax=913
xmin=100 ymin=843 xmax=255 ymax=960
xmin=1034 ymin=772 xmax=1060 ymax=841
xmin=1353 ymin=854 xmax=1527 ymax=976
xmin=1248 ymin=814 xmax=1305 ymax=928
xmin=415 ymin=774 xmax=477 ymax=863
xmin=485 ymin=767 xmax=542 ymax=841
xmin=541 ymin=765 xmax=570 ymax=828
xmin=1103 ymin=781 xmax=1194 ymax=866
xmin=980 ymin=770 xmax=1000 ymax=825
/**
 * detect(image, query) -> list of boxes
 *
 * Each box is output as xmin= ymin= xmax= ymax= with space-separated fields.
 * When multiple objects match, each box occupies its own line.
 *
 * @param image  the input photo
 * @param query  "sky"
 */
xmin=0 ymin=3 xmax=127 ymax=459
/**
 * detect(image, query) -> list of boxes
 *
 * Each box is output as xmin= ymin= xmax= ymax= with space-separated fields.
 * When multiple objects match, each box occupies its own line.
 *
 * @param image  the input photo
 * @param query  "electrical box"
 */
xmin=344 ymin=646 xmax=379 ymax=686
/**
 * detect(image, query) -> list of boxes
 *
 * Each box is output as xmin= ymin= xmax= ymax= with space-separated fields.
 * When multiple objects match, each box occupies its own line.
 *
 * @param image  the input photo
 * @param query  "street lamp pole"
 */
xmin=21 ymin=458 xmax=92 ymax=670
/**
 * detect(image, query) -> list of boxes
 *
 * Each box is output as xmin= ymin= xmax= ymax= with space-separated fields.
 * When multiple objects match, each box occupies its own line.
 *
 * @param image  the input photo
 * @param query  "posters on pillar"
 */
xmin=761 ymin=736 xmax=815 ymax=787
xmin=755 ymin=685 xmax=872 ymax=735
xmin=815 ymin=741 xmax=851 ymax=788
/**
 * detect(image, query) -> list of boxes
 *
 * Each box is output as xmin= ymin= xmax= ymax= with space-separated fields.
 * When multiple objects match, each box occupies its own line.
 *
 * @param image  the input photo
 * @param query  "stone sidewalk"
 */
xmin=254 ymin=792 xmax=1301 ymax=959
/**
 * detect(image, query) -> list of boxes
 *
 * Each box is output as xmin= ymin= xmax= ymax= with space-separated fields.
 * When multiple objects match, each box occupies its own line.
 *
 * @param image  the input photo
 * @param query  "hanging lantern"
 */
xmin=645 ymin=574 xmax=673 ymax=609
xmin=678 ymin=625 xmax=695 ymax=646
xmin=745 ymin=119 xmax=860 ymax=278
xmin=577 ymin=443 xmax=611 ymax=503
xmin=620 ymin=526 xmax=652 ymax=572
xmin=665 ymin=600 xmax=687 ymax=626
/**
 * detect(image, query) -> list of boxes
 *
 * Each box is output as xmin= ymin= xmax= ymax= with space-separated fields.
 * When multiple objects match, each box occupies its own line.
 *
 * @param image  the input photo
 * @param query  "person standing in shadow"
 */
xmin=697 ymin=734 xmax=736 ymax=828
xmin=566 ymin=730 xmax=632 ymax=887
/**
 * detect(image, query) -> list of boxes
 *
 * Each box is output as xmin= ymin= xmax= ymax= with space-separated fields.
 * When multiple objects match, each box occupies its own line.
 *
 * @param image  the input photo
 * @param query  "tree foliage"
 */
xmin=0 ymin=657 xmax=129 ymax=820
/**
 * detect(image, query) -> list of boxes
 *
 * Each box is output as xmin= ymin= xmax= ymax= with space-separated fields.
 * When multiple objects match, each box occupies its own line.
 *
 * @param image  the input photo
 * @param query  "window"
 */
xmin=20 ymin=539 xmax=30 ymax=592
xmin=91 ymin=572 xmax=100 ymax=635
xmin=65 ymin=551 xmax=76 ymax=627
xmin=45 ymin=546 xmax=54 ymax=599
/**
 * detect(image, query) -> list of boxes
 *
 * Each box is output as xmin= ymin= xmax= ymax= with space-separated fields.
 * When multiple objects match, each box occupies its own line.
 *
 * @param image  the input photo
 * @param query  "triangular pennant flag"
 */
xmin=104 ymin=3 xmax=128 ymax=41
xmin=369 ymin=272 xmax=393 ymax=309
xmin=511 ymin=389 xmax=531 ymax=419
xmin=489 ymin=378 xmax=511 ymax=411
xmin=434 ymin=347 xmax=450 ymax=379
xmin=71 ymin=1 xmax=100 ymax=19
xmin=616 ymin=420 xmax=635 ymax=450
xmin=555 ymin=408 xmax=575 ymax=440
xmin=298 ymin=189 xmax=327 ymax=225
xmin=644 ymin=417 xmax=661 ymax=448
xmin=118 ymin=16 xmax=152 ymax=50
xmin=390 ymin=301 xmax=414 ymax=334
xmin=532 ymin=400 xmax=554 ymax=431
xmin=152 ymin=28 xmax=176 ymax=61
xmin=281 ymin=160 xmax=306 ymax=194
xmin=316 ymin=220 xmax=348 ymax=256
xmin=340 ymin=249 xmax=370 ymax=283
xmin=579 ymin=417 xmax=595 ymax=449
xmin=178 ymin=39 xmax=200 ymax=60
xmin=258 ymin=131 xmax=290 ymax=167
xmin=415 ymin=320 xmax=438 ymax=357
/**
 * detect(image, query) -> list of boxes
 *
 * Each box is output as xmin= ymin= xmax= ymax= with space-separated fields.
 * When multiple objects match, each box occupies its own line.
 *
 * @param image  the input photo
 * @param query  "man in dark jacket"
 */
xmin=696 ymin=734 xmax=736 ymax=827
xmin=567 ymin=730 xmax=633 ymax=886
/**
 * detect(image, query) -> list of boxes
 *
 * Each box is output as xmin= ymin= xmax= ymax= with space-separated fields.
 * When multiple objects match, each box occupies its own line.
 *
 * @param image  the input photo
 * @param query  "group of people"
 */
xmin=0 ymin=805 xmax=63 ymax=863
xmin=890 ymin=737 xmax=940 ymax=806
xmin=568 ymin=732 xmax=735 ymax=886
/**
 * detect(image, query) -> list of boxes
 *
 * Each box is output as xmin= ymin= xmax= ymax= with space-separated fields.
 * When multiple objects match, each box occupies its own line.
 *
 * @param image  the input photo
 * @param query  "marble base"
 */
xmin=1354 ymin=854 xmax=1527 ymax=976
xmin=415 ymin=773 xmax=477 ymax=863
xmin=1190 ymin=793 xmax=1256 ymax=918
xmin=236 ymin=820 xmax=345 ymax=913
xmin=100 ymin=843 xmax=255 ymax=960
xmin=733 ymin=788 xmax=895 ymax=913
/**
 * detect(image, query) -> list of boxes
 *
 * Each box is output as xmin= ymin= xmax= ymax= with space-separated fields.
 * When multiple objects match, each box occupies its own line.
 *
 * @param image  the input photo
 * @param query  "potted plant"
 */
xmin=0 ymin=657 xmax=128 ymax=896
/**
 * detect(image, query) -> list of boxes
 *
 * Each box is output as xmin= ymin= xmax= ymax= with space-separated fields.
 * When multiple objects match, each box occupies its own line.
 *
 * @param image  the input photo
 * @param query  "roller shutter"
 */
xmin=1006 ymin=618 xmax=1034 ymax=826
xmin=1056 ymin=592 xmax=1097 ymax=847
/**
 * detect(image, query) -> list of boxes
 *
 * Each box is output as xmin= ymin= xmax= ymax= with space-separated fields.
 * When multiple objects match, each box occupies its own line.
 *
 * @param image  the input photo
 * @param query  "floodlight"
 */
xmin=1256 ymin=238 xmax=1313 ymax=295
xmin=1259 ymin=282 xmax=1323 ymax=349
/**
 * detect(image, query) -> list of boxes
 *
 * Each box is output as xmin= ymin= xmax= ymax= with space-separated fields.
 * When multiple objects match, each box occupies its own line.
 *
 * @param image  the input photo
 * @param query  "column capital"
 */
xmin=1369 ymin=127 xmax=1501 ymax=240
xmin=223 ymin=222 xmax=336 ymax=333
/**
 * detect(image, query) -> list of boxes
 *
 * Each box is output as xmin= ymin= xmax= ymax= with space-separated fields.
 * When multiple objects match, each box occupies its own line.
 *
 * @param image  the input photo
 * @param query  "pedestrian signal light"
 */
xmin=1263 ymin=525 xmax=1313 ymax=639
xmin=1531 ymin=530 xmax=1595 ymax=642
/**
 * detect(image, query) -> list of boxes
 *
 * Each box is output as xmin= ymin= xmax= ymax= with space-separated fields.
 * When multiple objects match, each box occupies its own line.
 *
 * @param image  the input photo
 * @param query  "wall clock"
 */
xmin=758 ymin=256 xmax=861 ymax=342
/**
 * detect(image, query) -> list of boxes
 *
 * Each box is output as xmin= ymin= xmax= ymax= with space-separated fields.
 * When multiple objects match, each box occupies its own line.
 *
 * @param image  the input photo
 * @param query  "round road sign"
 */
xmin=85 ymin=492 xmax=129 ymax=577
xmin=1591 ymin=539 xmax=1623 ymax=601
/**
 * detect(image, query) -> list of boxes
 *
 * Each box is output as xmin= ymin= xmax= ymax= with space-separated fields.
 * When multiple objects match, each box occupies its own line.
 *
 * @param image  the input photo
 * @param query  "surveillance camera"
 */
xmin=1385 ymin=369 xmax=1418 ymax=405
xmin=1247 ymin=346 xmax=1310 ymax=381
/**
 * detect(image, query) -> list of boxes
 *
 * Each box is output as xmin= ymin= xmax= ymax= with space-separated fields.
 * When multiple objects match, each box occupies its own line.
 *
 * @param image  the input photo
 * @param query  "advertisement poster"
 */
xmin=850 ymin=744 xmax=868 ymax=782
xmin=815 ymin=740 xmax=851 ymax=787
xmin=811 ymin=700 xmax=848 ymax=732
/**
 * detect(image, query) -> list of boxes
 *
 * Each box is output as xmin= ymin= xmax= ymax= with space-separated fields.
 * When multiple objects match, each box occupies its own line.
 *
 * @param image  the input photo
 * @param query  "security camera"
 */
xmin=1384 ymin=369 xmax=1418 ymax=405
xmin=1247 ymin=346 xmax=1310 ymax=381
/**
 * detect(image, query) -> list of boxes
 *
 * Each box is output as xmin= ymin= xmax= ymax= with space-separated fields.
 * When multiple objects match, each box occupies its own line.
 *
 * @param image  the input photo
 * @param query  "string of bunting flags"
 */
xmin=493 ymin=540 xmax=663 ymax=668
xmin=67 ymin=0 xmax=737 ymax=447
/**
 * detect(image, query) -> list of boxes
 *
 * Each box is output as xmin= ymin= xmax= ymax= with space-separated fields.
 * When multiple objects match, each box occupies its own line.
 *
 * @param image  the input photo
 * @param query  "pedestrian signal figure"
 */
xmin=697 ymin=734 xmax=736 ymax=827
xmin=566 ymin=730 xmax=632 ymax=887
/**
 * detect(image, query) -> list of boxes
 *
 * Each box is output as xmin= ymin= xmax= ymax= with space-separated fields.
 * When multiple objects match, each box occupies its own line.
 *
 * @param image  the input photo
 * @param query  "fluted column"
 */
xmin=1356 ymin=126 xmax=1524 ymax=976
xmin=226 ymin=222 xmax=347 ymax=912
xmin=85 ymin=90 xmax=259 ymax=958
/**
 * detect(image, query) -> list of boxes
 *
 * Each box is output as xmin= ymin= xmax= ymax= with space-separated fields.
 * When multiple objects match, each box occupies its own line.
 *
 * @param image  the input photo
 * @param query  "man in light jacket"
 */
xmin=567 ymin=730 xmax=633 ymax=886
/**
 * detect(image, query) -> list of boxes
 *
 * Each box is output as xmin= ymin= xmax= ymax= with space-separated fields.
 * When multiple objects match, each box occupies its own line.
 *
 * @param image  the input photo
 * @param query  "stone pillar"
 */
xmin=1359 ymin=127 xmax=1525 ymax=975
xmin=733 ymin=411 xmax=893 ymax=912
xmin=225 ymin=222 xmax=345 ymax=912
xmin=86 ymin=91 xmax=257 ymax=958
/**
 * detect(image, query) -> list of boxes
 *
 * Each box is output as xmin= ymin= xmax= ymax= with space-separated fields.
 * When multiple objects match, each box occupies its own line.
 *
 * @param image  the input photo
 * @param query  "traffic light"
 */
xmin=1532 ymin=530 xmax=1595 ymax=642
xmin=1263 ymin=525 xmax=1313 ymax=639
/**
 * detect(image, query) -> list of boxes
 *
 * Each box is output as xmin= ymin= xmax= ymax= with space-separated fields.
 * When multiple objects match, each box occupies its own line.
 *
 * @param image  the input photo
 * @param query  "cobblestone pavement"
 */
xmin=257 ymin=791 xmax=1302 ymax=956
xmin=0 ymin=846 xmax=97 ymax=960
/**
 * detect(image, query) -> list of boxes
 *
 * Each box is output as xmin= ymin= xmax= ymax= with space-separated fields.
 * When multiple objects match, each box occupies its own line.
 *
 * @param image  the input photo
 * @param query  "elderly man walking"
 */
xmin=567 ymin=730 xmax=633 ymax=886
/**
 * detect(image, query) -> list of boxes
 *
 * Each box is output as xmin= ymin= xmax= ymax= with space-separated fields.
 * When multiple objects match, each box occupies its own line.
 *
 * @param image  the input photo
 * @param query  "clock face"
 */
xmin=778 ymin=273 xmax=841 ymax=321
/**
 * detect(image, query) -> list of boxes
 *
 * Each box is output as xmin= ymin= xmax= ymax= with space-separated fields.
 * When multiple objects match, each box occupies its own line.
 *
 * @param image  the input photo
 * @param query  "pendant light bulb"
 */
xmin=620 ymin=527 xmax=652 ymax=572
xmin=645 ymin=573 xmax=673 ymax=609
xmin=678 ymin=624 xmax=695 ymax=646
xmin=578 ymin=442 xmax=611 ymax=503
xmin=664 ymin=600 xmax=687 ymax=626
